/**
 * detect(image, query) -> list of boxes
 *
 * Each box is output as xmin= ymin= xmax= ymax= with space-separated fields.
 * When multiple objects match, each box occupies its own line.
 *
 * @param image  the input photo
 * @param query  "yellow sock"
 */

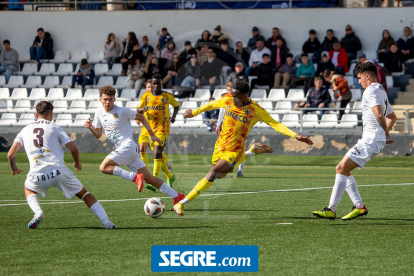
xmin=141 ymin=152 xmax=149 ymax=168
xmin=153 ymin=159 xmax=163 ymax=177
xmin=187 ymin=178 xmax=213 ymax=202
xmin=161 ymin=152 xmax=173 ymax=179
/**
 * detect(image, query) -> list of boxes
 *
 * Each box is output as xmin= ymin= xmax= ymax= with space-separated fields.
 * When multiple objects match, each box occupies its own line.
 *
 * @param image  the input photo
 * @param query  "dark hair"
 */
xmin=236 ymin=41 xmax=243 ymax=45
xmin=275 ymin=37 xmax=283 ymax=42
xmin=334 ymin=41 xmax=341 ymax=45
xmin=232 ymin=81 xmax=250 ymax=94
xmin=81 ymin=59 xmax=88 ymax=66
xmin=309 ymin=29 xmax=316 ymax=35
xmin=162 ymin=27 xmax=167 ymax=31
xmin=262 ymin=53 xmax=270 ymax=58
xmin=100 ymin=86 xmax=116 ymax=97
xmin=354 ymin=62 xmax=378 ymax=77
xmin=327 ymin=29 xmax=333 ymax=33
xmin=128 ymin=32 xmax=138 ymax=43
xmin=106 ymin=33 xmax=114 ymax=45
xmin=301 ymin=53 xmax=308 ymax=58
xmin=184 ymin=40 xmax=192 ymax=46
xmin=391 ymin=42 xmax=398 ymax=47
xmin=286 ymin=53 xmax=294 ymax=58
xmin=220 ymin=39 xmax=229 ymax=45
xmin=145 ymin=79 xmax=152 ymax=86
xmin=37 ymin=28 xmax=44 ymax=32
xmin=36 ymin=101 xmax=53 ymax=115
xmin=314 ymin=76 xmax=323 ymax=82
xmin=273 ymin=27 xmax=280 ymax=31
xmin=143 ymin=35 xmax=148 ymax=40
xmin=3 ymin=40 xmax=10 ymax=45
xmin=380 ymin=30 xmax=394 ymax=50
xmin=152 ymin=74 xmax=163 ymax=80
xmin=214 ymin=25 xmax=221 ymax=32
xmin=256 ymin=38 xmax=265 ymax=43
xmin=323 ymin=69 xmax=332 ymax=79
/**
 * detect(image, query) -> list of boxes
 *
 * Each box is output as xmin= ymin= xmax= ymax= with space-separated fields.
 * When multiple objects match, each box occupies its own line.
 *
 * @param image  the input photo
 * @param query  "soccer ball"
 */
xmin=144 ymin=197 xmax=165 ymax=218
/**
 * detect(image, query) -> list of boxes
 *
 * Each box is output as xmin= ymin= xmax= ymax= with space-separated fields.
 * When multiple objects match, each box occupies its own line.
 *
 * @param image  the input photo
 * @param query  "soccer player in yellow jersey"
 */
xmin=137 ymin=75 xmax=179 ymax=191
xmin=173 ymin=81 xmax=313 ymax=216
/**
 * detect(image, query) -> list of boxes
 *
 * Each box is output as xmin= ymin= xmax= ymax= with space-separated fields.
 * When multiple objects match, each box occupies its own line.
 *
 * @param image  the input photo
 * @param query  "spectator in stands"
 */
xmin=266 ymin=27 xmax=286 ymax=50
xmin=197 ymin=43 xmax=209 ymax=65
xmin=340 ymin=25 xmax=362 ymax=63
xmin=292 ymin=53 xmax=315 ymax=91
xmin=302 ymin=29 xmax=321 ymax=58
xmin=29 ymin=28 xmax=54 ymax=63
xmin=377 ymin=30 xmax=394 ymax=63
xmin=195 ymin=30 xmax=213 ymax=52
xmin=181 ymin=53 xmax=201 ymax=90
xmin=271 ymin=38 xmax=289 ymax=70
xmin=162 ymin=54 xmax=182 ymax=88
xmin=141 ymin=36 xmax=154 ymax=63
xmin=156 ymin=27 xmax=172 ymax=51
xmin=320 ymin=29 xmax=338 ymax=52
xmin=323 ymin=69 xmax=352 ymax=120
xmin=131 ymin=44 xmax=143 ymax=65
xmin=217 ymin=40 xmax=237 ymax=69
xmin=248 ymin=27 xmax=265 ymax=51
xmin=67 ymin=59 xmax=95 ymax=92
xmin=303 ymin=76 xmax=331 ymax=119
xmin=161 ymin=40 xmax=179 ymax=60
xmin=104 ymin=33 xmax=120 ymax=67
xmin=274 ymin=53 xmax=296 ymax=89
xmin=119 ymin=32 xmax=138 ymax=76
xmin=397 ymin=27 xmax=414 ymax=63
xmin=250 ymin=53 xmax=275 ymax=90
xmin=316 ymin=51 xmax=335 ymax=77
xmin=203 ymin=97 xmax=220 ymax=132
xmin=329 ymin=41 xmax=348 ymax=75
xmin=0 ymin=40 xmax=19 ymax=82
xmin=226 ymin=62 xmax=248 ymax=84
xmin=246 ymin=39 xmax=271 ymax=76
xmin=368 ymin=59 xmax=387 ymax=93
xmin=235 ymin=41 xmax=250 ymax=67
xmin=196 ymin=48 xmax=222 ymax=93
xmin=385 ymin=43 xmax=403 ymax=74
xmin=179 ymin=41 xmax=196 ymax=63
xmin=127 ymin=58 xmax=145 ymax=95
xmin=210 ymin=25 xmax=229 ymax=51
xmin=144 ymin=53 xmax=160 ymax=80
xmin=353 ymin=53 xmax=367 ymax=89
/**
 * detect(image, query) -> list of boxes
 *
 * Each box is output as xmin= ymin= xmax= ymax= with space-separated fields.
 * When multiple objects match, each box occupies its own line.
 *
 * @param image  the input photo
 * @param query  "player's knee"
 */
xmin=336 ymin=163 xmax=345 ymax=174
xmin=99 ymin=164 xmax=107 ymax=173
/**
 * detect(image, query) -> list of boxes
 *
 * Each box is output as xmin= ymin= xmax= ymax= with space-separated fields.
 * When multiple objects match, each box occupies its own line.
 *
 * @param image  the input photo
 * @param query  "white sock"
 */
xmin=113 ymin=166 xmax=136 ymax=181
xmin=159 ymin=183 xmax=178 ymax=199
xmin=345 ymin=175 xmax=363 ymax=208
xmin=245 ymin=150 xmax=255 ymax=158
xmin=238 ymin=161 xmax=245 ymax=173
xmin=328 ymin=174 xmax=348 ymax=212
xmin=26 ymin=194 xmax=43 ymax=217
xmin=180 ymin=197 xmax=190 ymax=205
xmin=90 ymin=202 xmax=110 ymax=225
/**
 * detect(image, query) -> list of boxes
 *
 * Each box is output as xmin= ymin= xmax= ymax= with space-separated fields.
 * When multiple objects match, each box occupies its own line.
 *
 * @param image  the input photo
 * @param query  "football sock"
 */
xmin=328 ymin=174 xmax=348 ymax=212
xmin=345 ymin=175 xmax=363 ymax=208
xmin=153 ymin=159 xmax=163 ymax=177
xmin=141 ymin=152 xmax=149 ymax=168
xmin=113 ymin=166 xmax=136 ymax=181
xmin=161 ymin=153 xmax=173 ymax=179
xmin=159 ymin=182 xmax=178 ymax=199
xmin=245 ymin=150 xmax=255 ymax=158
xmin=238 ymin=161 xmax=245 ymax=173
xmin=184 ymin=178 xmax=213 ymax=204
xmin=90 ymin=202 xmax=110 ymax=225
xmin=26 ymin=194 xmax=43 ymax=217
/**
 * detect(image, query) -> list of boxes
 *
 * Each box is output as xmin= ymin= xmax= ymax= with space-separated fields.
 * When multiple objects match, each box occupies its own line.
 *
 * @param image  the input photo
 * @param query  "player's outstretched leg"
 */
xmin=76 ymin=188 xmax=115 ymax=229
xmin=140 ymin=143 xmax=150 ymax=169
xmin=173 ymin=160 xmax=232 ymax=217
xmin=100 ymin=158 xmax=145 ymax=192
xmin=162 ymin=152 xmax=175 ymax=187
xmin=341 ymin=175 xmax=368 ymax=220
xmin=25 ymin=188 xmax=45 ymax=229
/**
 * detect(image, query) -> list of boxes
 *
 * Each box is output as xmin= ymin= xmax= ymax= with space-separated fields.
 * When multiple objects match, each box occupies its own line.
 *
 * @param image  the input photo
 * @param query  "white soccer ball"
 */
xmin=144 ymin=197 xmax=165 ymax=218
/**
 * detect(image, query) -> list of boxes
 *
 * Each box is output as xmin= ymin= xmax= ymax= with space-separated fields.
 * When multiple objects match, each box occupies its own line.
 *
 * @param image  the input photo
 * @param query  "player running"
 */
xmin=313 ymin=62 xmax=397 ymax=221
xmin=84 ymin=86 xmax=185 ymax=204
xmin=173 ymin=81 xmax=313 ymax=216
xmin=7 ymin=101 xmax=116 ymax=229
xmin=137 ymin=74 xmax=179 ymax=191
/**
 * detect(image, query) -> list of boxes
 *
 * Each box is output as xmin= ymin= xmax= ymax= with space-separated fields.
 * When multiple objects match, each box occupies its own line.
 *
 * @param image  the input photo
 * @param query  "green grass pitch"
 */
xmin=1 ymin=153 xmax=414 ymax=275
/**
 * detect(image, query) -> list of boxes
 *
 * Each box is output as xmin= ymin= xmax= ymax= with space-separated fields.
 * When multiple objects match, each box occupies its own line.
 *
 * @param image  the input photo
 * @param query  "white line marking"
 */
xmin=276 ymin=223 xmax=293 ymax=225
xmin=1 ymin=182 xmax=413 ymax=207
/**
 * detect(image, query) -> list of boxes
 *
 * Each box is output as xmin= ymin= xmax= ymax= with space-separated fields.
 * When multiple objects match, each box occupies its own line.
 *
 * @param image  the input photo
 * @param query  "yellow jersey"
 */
xmin=192 ymin=94 xmax=297 ymax=152
xmin=138 ymin=90 xmax=179 ymax=136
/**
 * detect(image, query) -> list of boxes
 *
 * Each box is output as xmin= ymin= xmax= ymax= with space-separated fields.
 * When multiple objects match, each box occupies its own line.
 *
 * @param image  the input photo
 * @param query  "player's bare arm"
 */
xmin=371 ymin=105 xmax=388 ymax=137
xmin=7 ymin=142 xmax=23 ymax=175
xmin=167 ymin=106 xmax=180 ymax=124
xmin=386 ymin=112 xmax=397 ymax=132
xmin=84 ymin=118 xmax=102 ymax=139
xmin=296 ymin=135 xmax=314 ymax=145
xmin=136 ymin=106 xmax=149 ymax=114
xmin=183 ymin=109 xmax=194 ymax=118
xmin=135 ymin=112 xmax=162 ymax=145
xmin=65 ymin=142 xmax=82 ymax=171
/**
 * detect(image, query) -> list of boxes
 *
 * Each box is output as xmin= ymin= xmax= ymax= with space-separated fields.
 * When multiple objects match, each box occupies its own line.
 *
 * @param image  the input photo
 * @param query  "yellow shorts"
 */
xmin=212 ymin=148 xmax=246 ymax=167
xmin=138 ymin=134 xmax=168 ymax=149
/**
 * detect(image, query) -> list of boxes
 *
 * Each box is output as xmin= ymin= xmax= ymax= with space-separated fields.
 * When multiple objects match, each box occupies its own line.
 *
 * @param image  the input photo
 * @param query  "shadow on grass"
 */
xmin=46 ymin=226 xmax=217 ymax=230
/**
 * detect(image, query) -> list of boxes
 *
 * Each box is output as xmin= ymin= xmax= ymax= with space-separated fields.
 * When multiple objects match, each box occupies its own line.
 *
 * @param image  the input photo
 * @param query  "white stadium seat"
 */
xmin=47 ymin=88 xmax=65 ymax=100
xmin=337 ymin=114 xmax=358 ymax=128
xmin=301 ymin=114 xmax=319 ymax=128
xmin=67 ymin=51 xmax=88 ymax=63
xmin=10 ymin=88 xmax=28 ymax=100
xmin=94 ymin=76 xmax=114 ymax=88
xmin=67 ymin=100 xmax=87 ymax=114
xmin=386 ymin=76 xmax=393 ymax=88
xmin=268 ymin=89 xmax=286 ymax=101
xmin=136 ymin=89 xmax=147 ymax=100
xmin=118 ymin=89 xmax=137 ymax=101
xmin=18 ymin=50 xmax=30 ymax=63
xmin=346 ymin=63 xmax=356 ymax=76
xmin=49 ymin=51 xmax=70 ymax=63
xmin=344 ymin=76 xmax=354 ymax=88
xmin=212 ymin=89 xmax=226 ymax=99
xmin=87 ymin=101 xmax=100 ymax=112
xmin=364 ymin=50 xmax=377 ymax=61
xmin=126 ymin=101 xmax=139 ymax=110
xmin=170 ymin=114 xmax=184 ymax=128
xmin=17 ymin=63 xmax=38 ymax=76
xmin=40 ymin=76 xmax=60 ymax=88
xmin=107 ymin=63 xmax=122 ymax=76
xmin=273 ymin=101 xmax=292 ymax=114
xmin=190 ymin=89 xmax=210 ymax=102
xmin=35 ymin=64 xmax=56 ymax=76
xmin=72 ymin=114 xmax=91 ymax=127
xmin=316 ymin=114 xmax=338 ymax=128
xmin=351 ymin=89 xmax=362 ymax=101
xmin=52 ymin=100 xmax=69 ymax=114
xmin=114 ymin=101 xmax=123 ymax=107
xmin=351 ymin=101 xmax=362 ymax=115
xmin=28 ymin=88 xmax=47 ymax=100
xmin=53 ymin=63 xmax=74 ymax=76
xmin=83 ymin=89 xmax=100 ymax=100
xmin=21 ymin=76 xmax=42 ymax=88
xmin=258 ymin=101 xmax=273 ymax=111
xmin=281 ymin=114 xmax=299 ymax=128
xmin=182 ymin=115 xmax=203 ymax=128
xmin=112 ymin=76 xmax=130 ymax=89
xmin=0 ymin=88 xmax=10 ymax=99
xmin=179 ymin=101 xmax=198 ymax=114
xmin=4 ymin=76 xmax=24 ymax=88
xmin=15 ymin=113 xmax=36 ymax=126
xmin=0 ymin=76 xmax=6 ymax=87
xmin=55 ymin=114 xmax=73 ymax=126
xmin=0 ymin=100 xmax=13 ymax=112
xmin=257 ymin=114 xmax=280 ymax=128
xmin=13 ymin=100 xmax=32 ymax=113
xmin=65 ymin=89 xmax=83 ymax=100
xmin=285 ymin=89 xmax=305 ymax=102
xmin=88 ymin=51 xmax=105 ymax=63
xmin=250 ymin=89 xmax=266 ymax=101
xmin=0 ymin=113 xmax=17 ymax=126
xmin=94 ymin=63 xmax=109 ymax=76
xmin=57 ymin=76 xmax=73 ymax=88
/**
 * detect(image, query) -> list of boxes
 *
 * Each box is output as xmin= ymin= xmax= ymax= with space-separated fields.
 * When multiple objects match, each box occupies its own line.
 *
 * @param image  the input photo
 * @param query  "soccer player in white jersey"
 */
xmin=7 ymin=101 xmax=116 ymax=229
xmin=313 ymin=62 xmax=397 ymax=221
xmin=84 ymin=86 xmax=185 ymax=205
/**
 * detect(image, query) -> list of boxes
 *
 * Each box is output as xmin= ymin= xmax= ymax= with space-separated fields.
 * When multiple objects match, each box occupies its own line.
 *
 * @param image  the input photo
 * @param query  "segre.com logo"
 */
xmin=151 ymin=245 xmax=258 ymax=272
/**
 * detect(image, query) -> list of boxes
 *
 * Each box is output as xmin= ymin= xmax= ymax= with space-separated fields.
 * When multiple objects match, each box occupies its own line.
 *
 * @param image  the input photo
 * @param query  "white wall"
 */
xmin=0 ymin=8 xmax=413 ymax=55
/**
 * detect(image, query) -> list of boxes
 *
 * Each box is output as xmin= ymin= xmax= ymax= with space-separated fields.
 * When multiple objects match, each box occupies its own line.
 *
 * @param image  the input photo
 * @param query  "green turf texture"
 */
xmin=1 ymin=153 xmax=414 ymax=275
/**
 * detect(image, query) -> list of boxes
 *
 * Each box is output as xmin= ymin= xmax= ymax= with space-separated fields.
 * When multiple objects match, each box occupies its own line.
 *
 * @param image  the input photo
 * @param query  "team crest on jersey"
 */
xmin=113 ymin=113 xmax=119 ymax=119
xmin=245 ymin=109 xmax=251 ymax=115
xmin=227 ymin=105 xmax=231 ymax=109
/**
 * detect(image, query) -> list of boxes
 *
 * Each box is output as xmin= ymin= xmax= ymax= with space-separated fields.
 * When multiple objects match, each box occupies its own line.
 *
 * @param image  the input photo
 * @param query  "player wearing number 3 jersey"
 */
xmin=7 ymin=101 xmax=116 ymax=229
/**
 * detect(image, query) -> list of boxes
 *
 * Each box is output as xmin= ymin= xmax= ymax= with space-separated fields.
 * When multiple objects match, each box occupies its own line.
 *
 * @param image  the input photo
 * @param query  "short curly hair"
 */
xmin=152 ymin=74 xmax=163 ymax=81
xmin=99 ymin=85 xmax=116 ymax=97
xmin=354 ymin=62 xmax=377 ymax=77
xmin=232 ymin=81 xmax=250 ymax=94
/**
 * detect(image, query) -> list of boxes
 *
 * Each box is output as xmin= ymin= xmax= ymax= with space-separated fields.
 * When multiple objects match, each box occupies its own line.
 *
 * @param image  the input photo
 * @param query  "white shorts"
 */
xmin=107 ymin=143 xmax=146 ymax=172
xmin=346 ymin=137 xmax=385 ymax=169
xmin=25 ymin=166 xmax=83 ymax=199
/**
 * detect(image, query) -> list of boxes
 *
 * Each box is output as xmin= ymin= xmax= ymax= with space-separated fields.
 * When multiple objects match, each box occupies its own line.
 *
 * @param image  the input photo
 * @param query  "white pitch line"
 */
xmin=1 ymin=182 xmax=413 ymax=207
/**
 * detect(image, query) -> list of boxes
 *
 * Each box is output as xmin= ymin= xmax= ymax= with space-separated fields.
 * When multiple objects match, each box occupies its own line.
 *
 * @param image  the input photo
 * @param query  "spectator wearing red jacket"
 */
xmin=329 ymin=42 xmax=348 ymax=75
